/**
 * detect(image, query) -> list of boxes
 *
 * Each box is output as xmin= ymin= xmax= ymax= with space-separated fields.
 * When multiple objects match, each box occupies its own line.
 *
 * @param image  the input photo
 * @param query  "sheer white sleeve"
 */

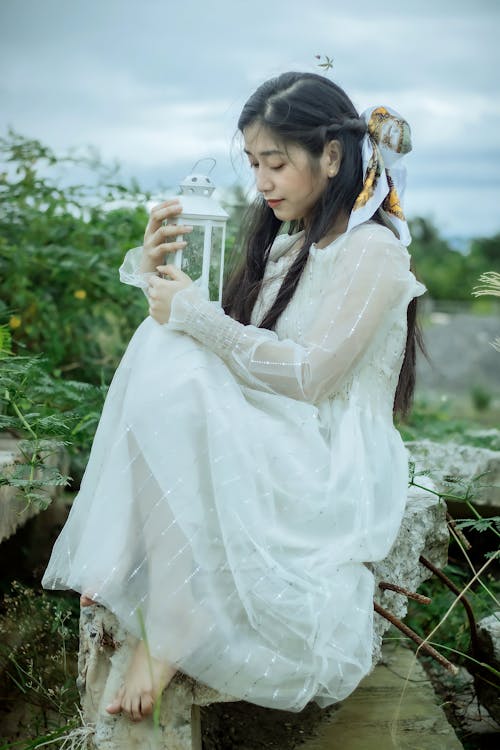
xmin=118 ymin=245 xmax=156 ymax=296
xmin=167 ymin=227 xmax=425 ymax=403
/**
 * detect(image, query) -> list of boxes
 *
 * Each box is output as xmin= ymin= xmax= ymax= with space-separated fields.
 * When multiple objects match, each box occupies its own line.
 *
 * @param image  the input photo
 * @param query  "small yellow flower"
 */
xmin=74 ymin=289 xmax=87 ymax=300
xmin=9 ymin=315 xmax=22 ymax=329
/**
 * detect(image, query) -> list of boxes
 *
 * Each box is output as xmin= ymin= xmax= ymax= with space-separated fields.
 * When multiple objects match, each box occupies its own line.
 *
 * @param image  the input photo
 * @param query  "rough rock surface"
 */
xmin=407 ymin=439 xmax=500 ymax=515
xmin=78 ymin=606 xmax=234 ymax=750
xmin=77 ymin=475 xmax=449 ymax=749
xmin=370 ymin=476 xmax=449 ymax=663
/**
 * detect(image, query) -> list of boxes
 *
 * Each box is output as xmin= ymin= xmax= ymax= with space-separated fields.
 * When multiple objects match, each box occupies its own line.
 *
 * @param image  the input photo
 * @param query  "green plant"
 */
xmin=0 ymin=583 xmax=80 ymax=742
xmin=0 ymin=352 xmax=106 ymax=503
xmin=473 ymin=271 xmax=500 ymax=351
xmin=0 ymin=130 xmax=149 ymax=384
xmin=397 ymin=396 xmax=500 ymax=449
xmin=470 ymin=384 xmax=492 ymax=412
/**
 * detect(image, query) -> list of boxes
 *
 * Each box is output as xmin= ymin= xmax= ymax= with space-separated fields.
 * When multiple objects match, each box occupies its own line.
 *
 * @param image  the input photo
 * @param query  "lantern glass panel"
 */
xmin=181 ymin=224 xmax=205 ymax=281
xmin=209 ymin=226 xmax=224 ymax=301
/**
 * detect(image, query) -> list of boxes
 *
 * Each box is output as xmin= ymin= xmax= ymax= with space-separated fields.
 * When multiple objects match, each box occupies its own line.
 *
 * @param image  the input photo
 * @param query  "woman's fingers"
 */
xmin=158 ymin=222 xmax=193 ymax=244
xmin=148 ymin=239 xmax=187 ymax=260
xmin=144 ymin=199 xmax=186 ymax=244
xmin=145 ymin=223 xmax=193 ymax=262
xmin=155 ymin=264 xmax=192 ymax=283
xmin=148 ymin=220 xmax=192 ymax=245
xmin=148 ymin=199 xmax=183 ymax=230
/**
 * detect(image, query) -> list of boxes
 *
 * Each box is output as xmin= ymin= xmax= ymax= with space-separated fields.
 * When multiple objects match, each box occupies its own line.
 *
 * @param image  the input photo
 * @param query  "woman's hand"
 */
xmin=148 ymin=265 xmax=193 ymax=324
xmin=141 ymin=199 xmax=193 ymax=274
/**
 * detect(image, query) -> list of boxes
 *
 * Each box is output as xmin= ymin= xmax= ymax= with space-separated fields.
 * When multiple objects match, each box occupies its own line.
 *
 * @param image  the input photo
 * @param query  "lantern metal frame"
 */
xmin=166 ymin=159 xmax=229 ymax=303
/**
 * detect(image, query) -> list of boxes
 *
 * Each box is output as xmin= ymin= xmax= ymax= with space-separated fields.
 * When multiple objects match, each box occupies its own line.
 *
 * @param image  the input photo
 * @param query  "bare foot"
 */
xmin=80 ymin=594 xmax=96 ymax=607
xmin=106 ymin=640 xmax=176 ymax=721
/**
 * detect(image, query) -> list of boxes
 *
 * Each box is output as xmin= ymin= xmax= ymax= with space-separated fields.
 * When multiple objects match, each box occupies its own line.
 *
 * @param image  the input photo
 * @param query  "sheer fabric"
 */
xmin=168 ymin=224 xmax=419 ymax=402
xmin=43 ymin=222 xmax=425 ymax=711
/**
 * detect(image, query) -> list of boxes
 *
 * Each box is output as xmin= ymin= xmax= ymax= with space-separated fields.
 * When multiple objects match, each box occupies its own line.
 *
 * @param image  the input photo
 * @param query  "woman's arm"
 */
xmin=167 ymin=228 xmax=425 ymax=402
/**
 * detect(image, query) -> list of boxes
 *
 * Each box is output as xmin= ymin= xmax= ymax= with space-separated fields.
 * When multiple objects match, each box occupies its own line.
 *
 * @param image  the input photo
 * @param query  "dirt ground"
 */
xmin=201 ymin=700 xmax=338 ymax=750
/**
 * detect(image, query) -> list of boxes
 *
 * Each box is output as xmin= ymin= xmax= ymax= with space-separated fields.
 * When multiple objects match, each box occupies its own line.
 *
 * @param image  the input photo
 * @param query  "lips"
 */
xmin=267 ymin=199 xmax=283 ymax=208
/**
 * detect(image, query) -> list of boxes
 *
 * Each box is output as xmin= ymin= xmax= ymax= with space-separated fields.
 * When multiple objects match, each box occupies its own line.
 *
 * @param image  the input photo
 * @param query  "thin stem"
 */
xmin=10 ymin=397 xmax=38 ymax=440
xmin=416 ymin=554 xmax=498 ymax=668
xmin=448 ymin=525 xmax=500 ymax=608
xmin=419 ymin=555 xmax=479 ymax=657
xmin=378 ymin=581 xmax=431 ymax=604
xmin=374 ymin=601 xmax=458 ymax=674
xmin=446 ymin=511 xmax=471 ymax=550
xmin=427 ymin=642 xmax=500 ymax=681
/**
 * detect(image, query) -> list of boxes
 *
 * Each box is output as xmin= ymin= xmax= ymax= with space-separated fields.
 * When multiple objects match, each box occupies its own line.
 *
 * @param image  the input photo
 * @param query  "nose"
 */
xmin=255 ymin=168 xmax=273 ymax=195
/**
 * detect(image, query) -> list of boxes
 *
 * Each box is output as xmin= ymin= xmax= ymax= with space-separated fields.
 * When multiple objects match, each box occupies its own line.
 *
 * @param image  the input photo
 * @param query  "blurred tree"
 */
xmin=0 ymin=131 xmax=149 ymax=383
xmin=408 ymin=217 xmax=500 ymax=302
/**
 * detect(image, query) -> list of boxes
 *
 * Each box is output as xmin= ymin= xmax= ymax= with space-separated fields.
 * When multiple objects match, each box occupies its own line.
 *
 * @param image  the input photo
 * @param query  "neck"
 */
xmin=313 ymin=213 xmax=349 ymax=249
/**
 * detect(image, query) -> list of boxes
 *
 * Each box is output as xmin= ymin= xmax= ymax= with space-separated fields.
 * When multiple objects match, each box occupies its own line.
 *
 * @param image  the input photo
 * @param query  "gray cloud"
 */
xmin=1 ymin=0 xmax=499 ymax=236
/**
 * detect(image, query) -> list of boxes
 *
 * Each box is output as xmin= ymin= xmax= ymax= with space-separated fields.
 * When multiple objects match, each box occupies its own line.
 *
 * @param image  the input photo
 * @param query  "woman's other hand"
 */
xmin=148 ymin=265 xmax=193 ymax=324
xmin=141 ymin=199 xmax=193 ymax=273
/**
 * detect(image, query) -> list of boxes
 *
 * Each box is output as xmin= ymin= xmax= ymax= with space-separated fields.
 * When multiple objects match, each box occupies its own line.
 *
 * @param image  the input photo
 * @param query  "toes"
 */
xmin=105 ymin=699 xmax=122 ymax=714
xmin=106 ymin=687 xmax=125 ymax=714
xmin=127 ymin=695 xmax=142 ymax=722
xmin=141 ymin=693 xmax=154 ymax=716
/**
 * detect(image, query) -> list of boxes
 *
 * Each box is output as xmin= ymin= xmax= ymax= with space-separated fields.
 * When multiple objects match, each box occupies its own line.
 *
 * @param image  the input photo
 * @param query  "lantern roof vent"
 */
xmin=179 ymin=158 xmax=217 ymax=197
xmin=180 ymin=173 xmax=215 ymax=197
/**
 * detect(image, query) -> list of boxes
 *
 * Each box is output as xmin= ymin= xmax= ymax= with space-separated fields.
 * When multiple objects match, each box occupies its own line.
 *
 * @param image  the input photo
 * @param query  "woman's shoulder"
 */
xmin=348 ymin=220 xmax=407 ymax=249
xmin=311 ymin=221 xmax=409 ymax=266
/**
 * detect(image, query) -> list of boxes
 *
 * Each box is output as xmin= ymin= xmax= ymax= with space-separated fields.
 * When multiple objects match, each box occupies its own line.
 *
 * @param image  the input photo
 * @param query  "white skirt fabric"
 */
xmin=43 ymin=315 xmax=409 ymax=711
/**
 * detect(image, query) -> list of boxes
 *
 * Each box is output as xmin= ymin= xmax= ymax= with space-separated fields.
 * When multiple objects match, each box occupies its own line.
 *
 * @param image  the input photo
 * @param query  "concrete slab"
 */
xmin=299 ymin=642 xmax=463 ymax=750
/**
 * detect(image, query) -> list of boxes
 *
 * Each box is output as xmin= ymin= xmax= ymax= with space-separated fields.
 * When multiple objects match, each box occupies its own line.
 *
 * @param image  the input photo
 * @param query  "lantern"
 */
xmin=166 ymin=159 xmax=229 ymax=302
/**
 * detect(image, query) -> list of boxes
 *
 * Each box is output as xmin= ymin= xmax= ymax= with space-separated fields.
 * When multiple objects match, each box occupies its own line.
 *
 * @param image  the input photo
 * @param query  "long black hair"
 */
xmin=222 ymin=71 xmax=421 ymax=417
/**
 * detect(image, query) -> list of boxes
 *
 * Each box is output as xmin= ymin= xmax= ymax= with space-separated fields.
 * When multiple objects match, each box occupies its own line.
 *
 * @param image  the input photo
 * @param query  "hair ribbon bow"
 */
xmin=347 ymin=106 xmax=412 ymax=246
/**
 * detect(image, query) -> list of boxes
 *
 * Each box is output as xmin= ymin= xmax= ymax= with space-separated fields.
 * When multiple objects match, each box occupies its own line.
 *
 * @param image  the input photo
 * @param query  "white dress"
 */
xmin=43 ymin=221 xmax=425 ymax=711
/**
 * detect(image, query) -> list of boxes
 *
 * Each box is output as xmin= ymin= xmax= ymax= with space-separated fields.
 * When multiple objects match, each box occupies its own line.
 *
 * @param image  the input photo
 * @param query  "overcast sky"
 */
xmin=1 ymin=0 xmax=499 ymax=238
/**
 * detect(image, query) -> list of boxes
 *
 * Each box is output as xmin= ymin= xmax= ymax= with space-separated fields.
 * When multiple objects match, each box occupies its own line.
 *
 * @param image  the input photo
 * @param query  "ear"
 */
xmin=323 ymin=140 xmax=342 ymax=178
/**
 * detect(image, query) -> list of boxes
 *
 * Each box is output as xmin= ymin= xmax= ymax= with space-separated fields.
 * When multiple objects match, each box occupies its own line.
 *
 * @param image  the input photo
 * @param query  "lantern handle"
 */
xmin=191 ymin=157 xmax=216 ymax=175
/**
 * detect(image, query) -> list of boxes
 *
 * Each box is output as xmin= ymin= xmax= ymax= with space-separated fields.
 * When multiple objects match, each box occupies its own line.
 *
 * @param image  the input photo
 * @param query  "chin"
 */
xmin=272 ymin=206 xmax=297 ymax=222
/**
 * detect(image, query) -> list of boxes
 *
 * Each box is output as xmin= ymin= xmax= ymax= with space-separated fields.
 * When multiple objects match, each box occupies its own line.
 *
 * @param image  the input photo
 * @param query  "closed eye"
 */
xmin=248 ymin=162 xmax=285 ymax=171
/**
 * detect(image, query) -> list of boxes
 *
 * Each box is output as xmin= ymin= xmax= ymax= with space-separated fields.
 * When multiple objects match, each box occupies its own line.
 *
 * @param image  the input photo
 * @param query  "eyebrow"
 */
xmin=243 ymin=148 xmax=286 ymax=158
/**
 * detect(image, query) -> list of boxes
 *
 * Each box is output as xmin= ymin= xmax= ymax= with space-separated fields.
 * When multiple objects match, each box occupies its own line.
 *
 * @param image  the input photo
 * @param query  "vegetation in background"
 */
xmin=398 ymin=395 xmax=500 ymax=451
xmin=409 ymin=217 xmax=500 ymax=306
xmin=0 ymin=584 xmax=80 ymax=747
xmin=0 ymin=130 xmax=149 ymax=385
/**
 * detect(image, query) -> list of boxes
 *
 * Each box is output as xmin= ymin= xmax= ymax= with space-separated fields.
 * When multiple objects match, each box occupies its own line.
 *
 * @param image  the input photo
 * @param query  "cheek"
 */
xmin=303 ymin=175 xmax=324 ymax=201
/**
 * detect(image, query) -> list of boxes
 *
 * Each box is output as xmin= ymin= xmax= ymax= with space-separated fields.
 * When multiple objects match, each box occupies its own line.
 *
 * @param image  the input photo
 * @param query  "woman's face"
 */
xmin=243 ymin=123 xmax=331 ymax=225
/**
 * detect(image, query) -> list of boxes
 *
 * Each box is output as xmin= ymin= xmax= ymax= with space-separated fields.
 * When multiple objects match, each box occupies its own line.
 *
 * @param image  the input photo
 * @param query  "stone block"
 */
xmin=407 ymin=439 xmax=500 ymax=516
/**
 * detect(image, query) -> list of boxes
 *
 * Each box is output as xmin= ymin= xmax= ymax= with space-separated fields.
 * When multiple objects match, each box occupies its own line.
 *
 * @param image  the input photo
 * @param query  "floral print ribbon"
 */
xmin=347 ymin=106 xmax=412 ymax=246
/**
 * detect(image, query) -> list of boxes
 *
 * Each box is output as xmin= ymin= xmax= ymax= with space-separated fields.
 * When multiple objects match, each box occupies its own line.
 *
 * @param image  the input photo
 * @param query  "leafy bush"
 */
xmin=0 ymin=131 xmax=149 ymax=384
xmin=0 ymin=321 xmax=106 ymax=498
